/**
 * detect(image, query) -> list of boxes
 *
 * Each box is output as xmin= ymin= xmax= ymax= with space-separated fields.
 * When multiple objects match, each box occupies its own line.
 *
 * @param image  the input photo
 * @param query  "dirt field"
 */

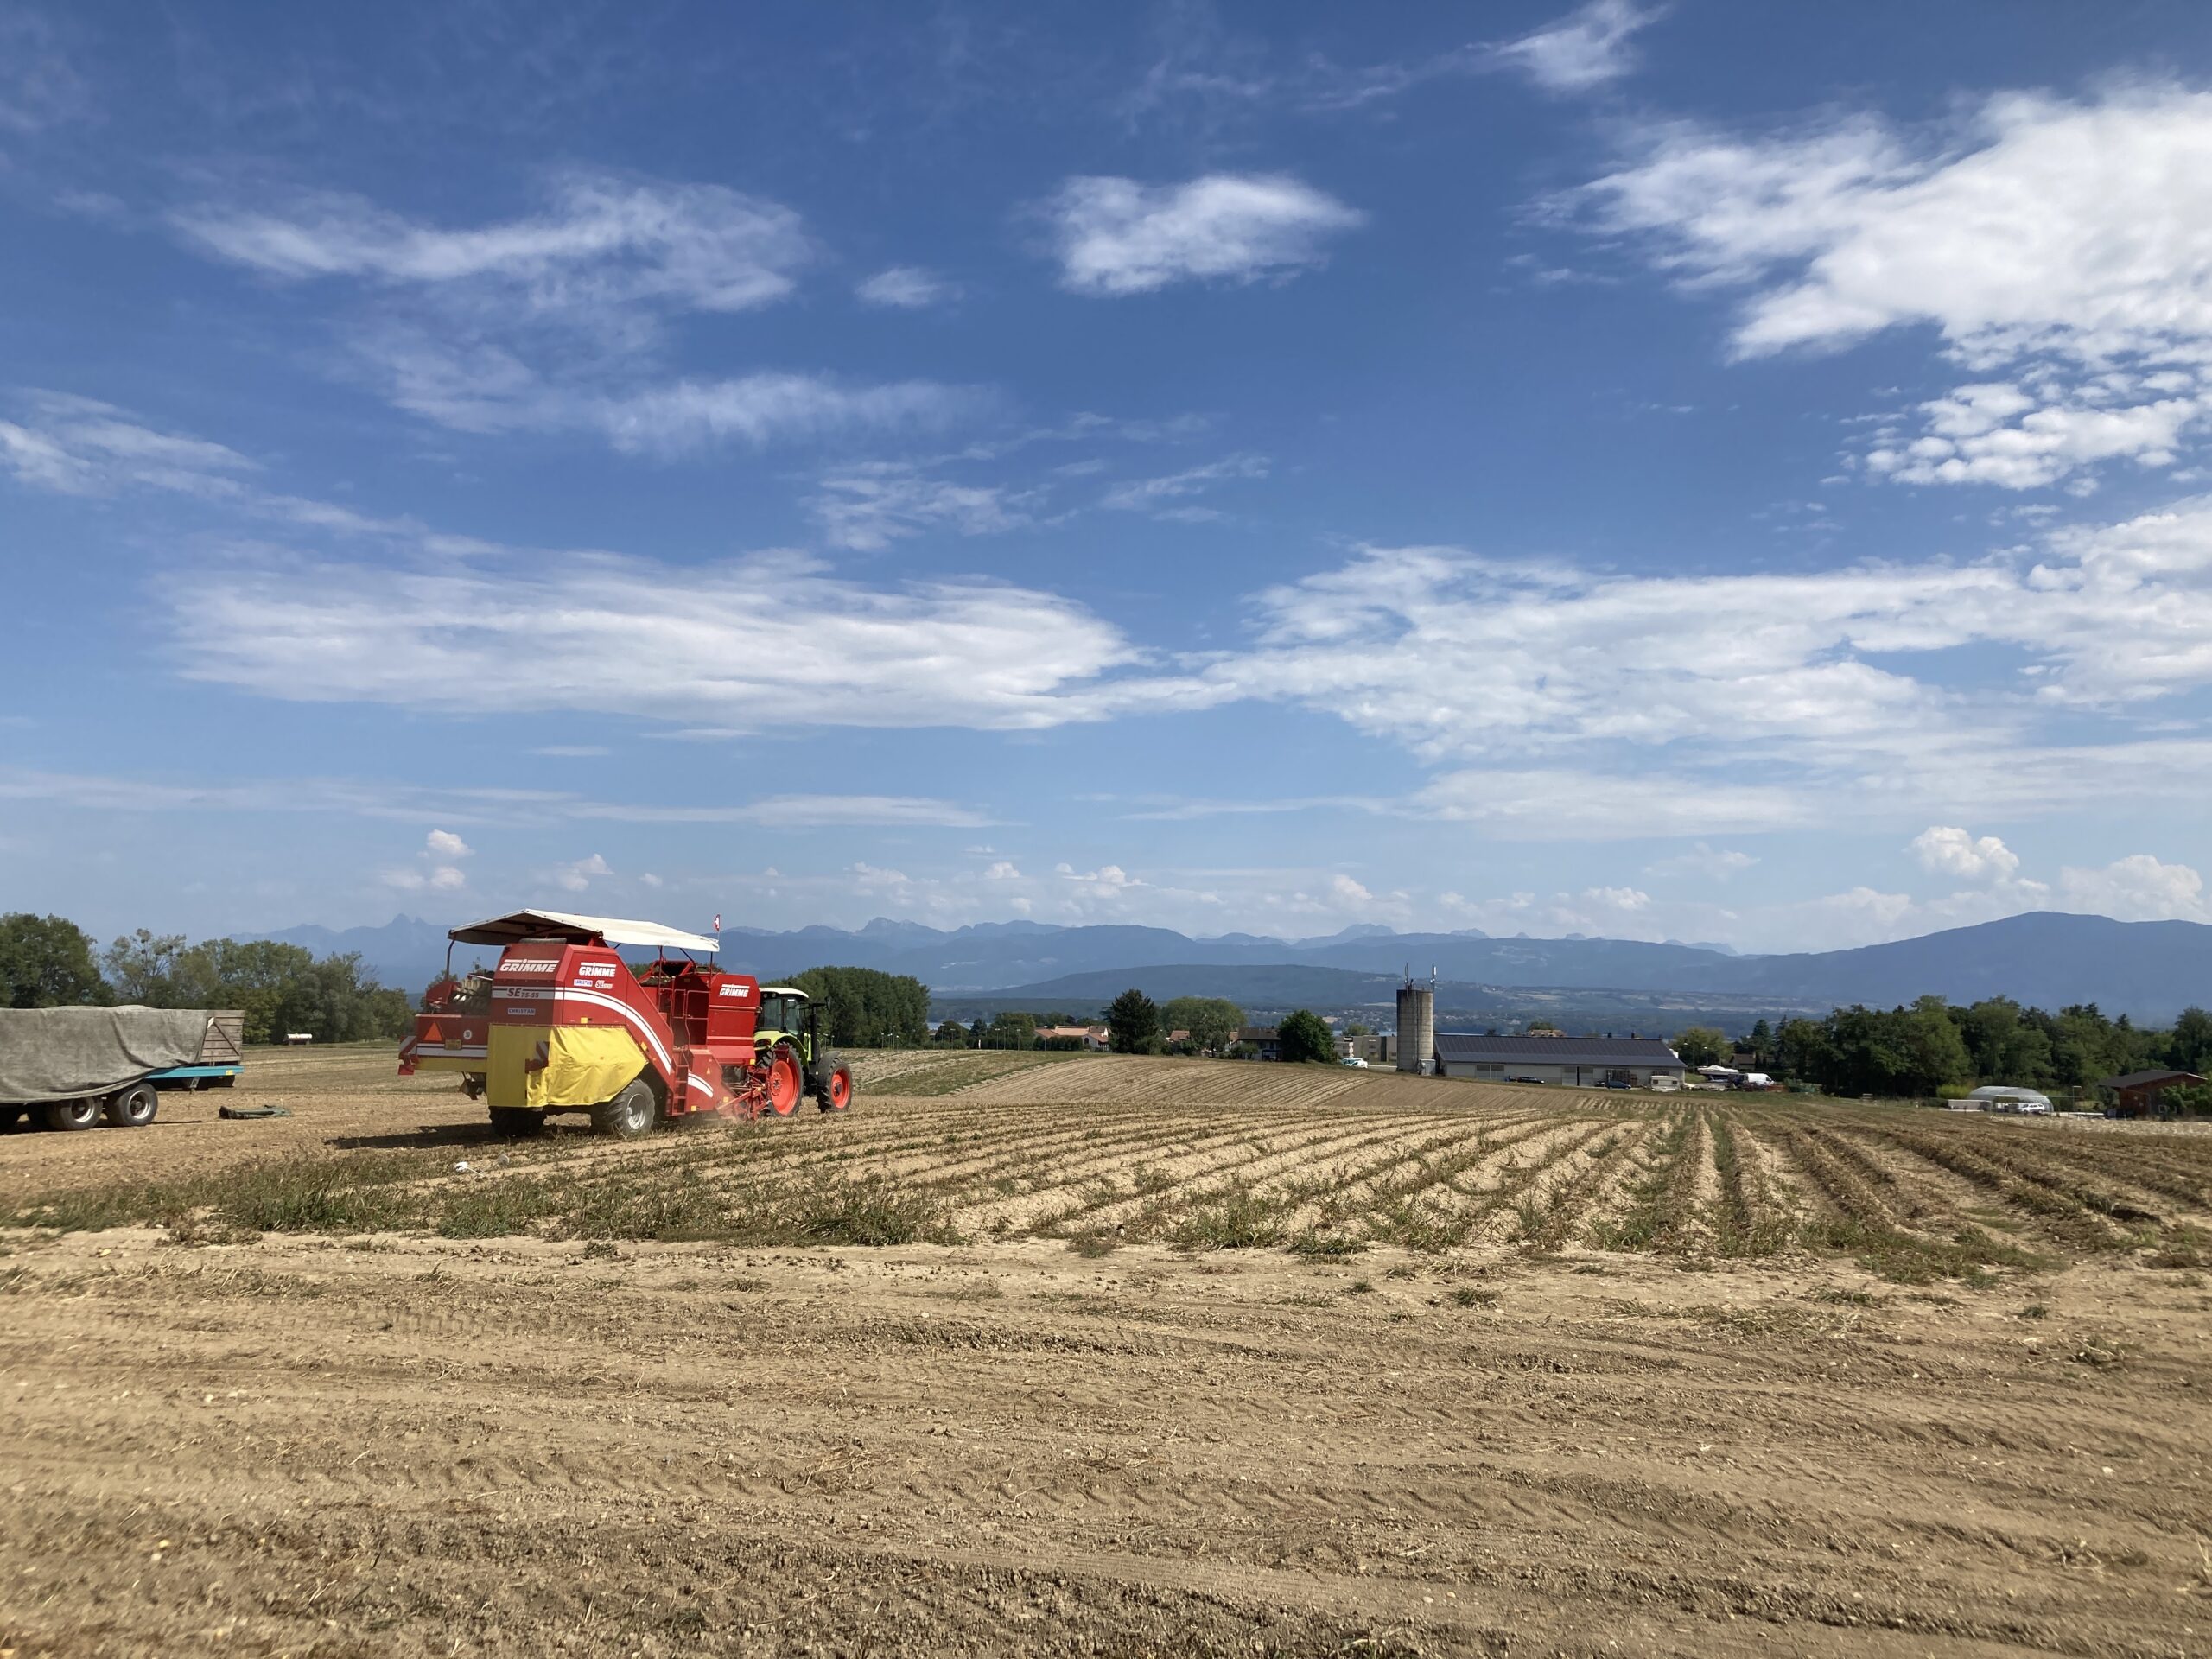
xmin=4 ymin=1048 xmax=2209 ymax=1656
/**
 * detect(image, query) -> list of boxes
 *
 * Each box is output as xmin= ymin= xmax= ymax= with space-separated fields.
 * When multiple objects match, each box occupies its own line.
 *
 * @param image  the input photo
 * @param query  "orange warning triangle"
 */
xmin=423 ymin=1021 xmax=444 ymax=1043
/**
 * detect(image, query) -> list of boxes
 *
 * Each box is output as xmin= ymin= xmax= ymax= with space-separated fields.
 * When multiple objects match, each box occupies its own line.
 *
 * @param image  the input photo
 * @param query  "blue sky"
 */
xmin=5 ymin=0 xmax=2212 ymax=953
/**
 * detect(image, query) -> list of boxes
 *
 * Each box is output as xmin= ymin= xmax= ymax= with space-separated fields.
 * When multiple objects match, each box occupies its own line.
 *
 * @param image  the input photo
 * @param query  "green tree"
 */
xmin=1160 ymin=995 xmax=1243 ymax=1055
xmin=104 ymin=929 xmax=188 ymax=1003
xmin=1745 ymin=1018 xmax=1774 ymax=1064
xmin=1277 ymin=1008 xmax=1338 ymax=1065
xmin=985 ymin=1010 xmax=1038 ymax=1048
xmin=935 ymin=1019 xmax=969 ymax=1045
xmin=785 ymin=966 xmax=931 ymax=1047
xmin=2166 ymin=1007 xmax=2212 ymax=1073
xmin=1105 ymin=988 xmax=1161 ymax=1055
xmin=1672 ymin=1026 xmax=1730 ymax=1068
xmin=0 ymin=913 xmax=109 ymax=1008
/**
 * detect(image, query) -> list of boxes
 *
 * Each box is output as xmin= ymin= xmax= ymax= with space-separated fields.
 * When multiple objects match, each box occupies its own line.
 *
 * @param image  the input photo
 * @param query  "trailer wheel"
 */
xmin=41 ymin=1098 xmax=103 ymax=1132
xmin=815 ymin=1061 xmax=854 ymax=1112
xmin=765 ymin=1043 xmax=804 ymax=1116
xmin=488 ymin=1106 xmax=545 ymax=1139
xmin=105 ymin=1082 xmax=160 ymax=1128
xmin=592 ymin=1078 xmax=658 ymax=1139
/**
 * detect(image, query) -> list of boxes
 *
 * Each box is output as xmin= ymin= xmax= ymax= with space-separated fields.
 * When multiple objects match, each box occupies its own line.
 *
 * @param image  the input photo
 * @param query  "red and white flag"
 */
xmin=713 ymin=913 xmax=722 ymax=933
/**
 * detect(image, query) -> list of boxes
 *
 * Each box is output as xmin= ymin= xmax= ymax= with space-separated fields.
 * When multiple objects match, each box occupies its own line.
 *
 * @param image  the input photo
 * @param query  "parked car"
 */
xmin=1510 ymin=1074 xmax=1546 ymax=1084
xmin=1599 ymin=1078 xmax=1631 ymax=1090
xmin=1338 ymin=1056 xmax=1370 ymax=1068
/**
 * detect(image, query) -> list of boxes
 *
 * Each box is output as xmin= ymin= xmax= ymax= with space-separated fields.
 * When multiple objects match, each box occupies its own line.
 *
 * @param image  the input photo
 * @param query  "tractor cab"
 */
xmin=755 ymin=985 xmax=819 ymax=1065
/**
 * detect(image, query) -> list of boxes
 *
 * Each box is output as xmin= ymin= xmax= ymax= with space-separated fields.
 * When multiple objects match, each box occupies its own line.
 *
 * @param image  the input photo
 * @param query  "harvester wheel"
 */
xmin=765 ymin=1043 xmax=804 ymax=1116
xmin=105 ymin=1082 xmax=160 ymax=1128
xmin=41 ymin=1097 xmax=103 ymax=1132
xmin=488 ymin=1106 xmax=545 ymax=1139
xmin=592 ymin=1079 xmax=658 ymax=1139
xmin=815 ymin=1061 xmax=854 ymax=1112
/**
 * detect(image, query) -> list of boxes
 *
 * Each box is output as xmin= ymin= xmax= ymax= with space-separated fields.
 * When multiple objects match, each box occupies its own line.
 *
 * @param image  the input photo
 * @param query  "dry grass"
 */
xmin=8 ymin=1052 xmax=2210 ymax=1286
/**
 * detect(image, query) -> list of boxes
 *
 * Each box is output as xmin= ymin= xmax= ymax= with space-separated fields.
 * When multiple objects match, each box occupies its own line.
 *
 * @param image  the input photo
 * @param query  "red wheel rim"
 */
xmin=829 ymin=1071 xmax=851 ymax=1109
xmin=766 ymin=1053 xmax=802 ymax=1116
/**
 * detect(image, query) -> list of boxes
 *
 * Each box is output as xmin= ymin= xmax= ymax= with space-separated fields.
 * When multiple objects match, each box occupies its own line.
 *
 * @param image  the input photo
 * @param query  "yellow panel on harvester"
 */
xmin=531 ymin=1026 xmax=645 ymax=1109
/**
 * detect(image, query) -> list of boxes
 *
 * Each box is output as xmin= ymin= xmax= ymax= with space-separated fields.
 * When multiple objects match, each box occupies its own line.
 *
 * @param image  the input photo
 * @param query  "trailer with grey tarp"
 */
xmin=0 ymin=1007 xmax=245 ymax=1131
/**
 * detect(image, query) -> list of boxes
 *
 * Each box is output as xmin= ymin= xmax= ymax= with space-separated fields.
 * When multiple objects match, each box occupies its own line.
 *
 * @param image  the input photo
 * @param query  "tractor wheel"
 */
xmin=105 ymin=1082 xmax=160 ymax=1128
xmin=42 ymin=1097 xmax=103 ymax=1132
xmin=591 ymin=1079 xmax=658 ymax=1140
xmin=815 ymin=1060 xmax=855 ymax=1112
xmin=0 ymin=1104 xmax=22 ymax=1130
xmin=488 ymin=1106 xmax=545 ymax=1139
xmin=765 ymin=1043 xmax=804 ymax=1116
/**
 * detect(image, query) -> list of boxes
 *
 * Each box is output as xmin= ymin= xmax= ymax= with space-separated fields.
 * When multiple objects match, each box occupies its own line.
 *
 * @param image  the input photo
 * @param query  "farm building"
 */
xmin=1236 ymin=1026 xmax=1283 ymax=1061
xmin=2098 ymin=1069 xmax=2207 ymax=1116
xmin=1433 ymin=1033 xmax=1685 ymax=1088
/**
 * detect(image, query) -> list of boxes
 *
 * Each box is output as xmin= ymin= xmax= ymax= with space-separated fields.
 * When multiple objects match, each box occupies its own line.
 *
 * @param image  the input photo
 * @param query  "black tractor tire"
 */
xmin=488 ymin=1106 xmax=546 ymax=1139
xmin=0 ymin=1104 xmax=22 ymax=1130
xmin=591 ymin=1078 xmax=658 ymax=1139
xmin=813 ymin=1058 xmax=855 ymax=1112
xmin=42 ymin=1097 xmax=103 ymax=1132
xmin=105 ymin=1082 xmax=160 ymax=1128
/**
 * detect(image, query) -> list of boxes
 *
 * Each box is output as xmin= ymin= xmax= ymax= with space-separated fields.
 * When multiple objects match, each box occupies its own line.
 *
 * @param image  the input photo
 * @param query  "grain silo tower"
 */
xmin=1395 ymin=968 xmax=1435 ymax=1076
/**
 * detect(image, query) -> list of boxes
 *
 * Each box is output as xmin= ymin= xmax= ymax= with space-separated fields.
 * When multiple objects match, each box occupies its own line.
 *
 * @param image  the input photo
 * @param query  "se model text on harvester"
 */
xmin=399 ymin=909 xmax=855 ymax=1137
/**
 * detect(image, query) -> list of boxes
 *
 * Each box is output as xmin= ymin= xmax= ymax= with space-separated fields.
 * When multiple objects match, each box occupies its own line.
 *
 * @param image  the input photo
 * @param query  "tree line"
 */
xmin=1 ymin=914 xmax=414 ymax=1046
xmin=1678 ymin=996 xmax=2212 ymax=1100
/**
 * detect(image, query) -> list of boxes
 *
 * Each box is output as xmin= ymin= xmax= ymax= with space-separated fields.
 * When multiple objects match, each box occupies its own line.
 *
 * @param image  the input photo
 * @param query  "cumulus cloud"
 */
xmin=425 ymin=829 xmax=473 ymax=859
xmin=1044 ymin=173 xmax=1363 ymax=296
xmin=1581 ymin=86 xmax=2212 ymax=488
xmin=554 ymin=853 xmax=613 ymax=893
xmin=1492 ymin=1 xmax=1661 ymax=93
xmin=855 ymin=266 xmax=959 ymax=308
xmin=1910 ymin=826 xmax=2020 ymax=883
xmin=2056 ymin=853 xmax=2208 ymax=922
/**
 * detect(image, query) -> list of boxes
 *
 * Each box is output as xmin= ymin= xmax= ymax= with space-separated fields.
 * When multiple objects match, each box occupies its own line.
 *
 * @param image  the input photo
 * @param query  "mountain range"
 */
xmin=252 ymin=910 xmax=2212 ymax=1024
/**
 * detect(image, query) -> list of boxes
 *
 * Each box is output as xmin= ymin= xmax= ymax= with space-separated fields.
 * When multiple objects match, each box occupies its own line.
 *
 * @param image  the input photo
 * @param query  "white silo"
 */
xmin=1395 ymin=969 xmax=1435 ymax=1076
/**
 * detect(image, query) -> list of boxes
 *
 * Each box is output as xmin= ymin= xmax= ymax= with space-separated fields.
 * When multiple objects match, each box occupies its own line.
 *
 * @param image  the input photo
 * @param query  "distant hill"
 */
xmin=244 ymin=909 xmax=2212 ymax=1022
xmin=1678 ymin=912 xmax=2212 ymax=1021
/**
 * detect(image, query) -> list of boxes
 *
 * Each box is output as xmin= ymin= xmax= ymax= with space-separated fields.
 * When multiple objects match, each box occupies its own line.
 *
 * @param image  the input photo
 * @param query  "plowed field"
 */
xmin=4 ymin=1048 xmax=2209 ymax=1656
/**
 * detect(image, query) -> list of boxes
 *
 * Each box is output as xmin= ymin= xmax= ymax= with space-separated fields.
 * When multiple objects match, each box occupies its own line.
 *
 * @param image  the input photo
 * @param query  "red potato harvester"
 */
xmin=399 ymin=909 xmax=854 ymax=1138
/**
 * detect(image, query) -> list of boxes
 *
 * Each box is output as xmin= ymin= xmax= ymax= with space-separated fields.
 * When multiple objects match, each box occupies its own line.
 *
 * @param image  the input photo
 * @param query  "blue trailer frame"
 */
xmin=148 ymin=1063 xmax=242 ymax=1088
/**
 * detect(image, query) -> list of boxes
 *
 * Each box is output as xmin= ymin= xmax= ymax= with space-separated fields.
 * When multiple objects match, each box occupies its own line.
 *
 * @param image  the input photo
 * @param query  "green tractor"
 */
xmin=755 ymin=986 xmax=855 ymax=1113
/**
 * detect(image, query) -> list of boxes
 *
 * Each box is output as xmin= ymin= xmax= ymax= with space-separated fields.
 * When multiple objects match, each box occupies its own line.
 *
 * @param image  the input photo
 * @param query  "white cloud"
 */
xmin=425 ymin=829 xmax=473 ymax=859
xmin=2056 ymin=854 xmax=2209 ymax=922
xmin=382 ymin=862 xmax=467 ymax=893
xmin=1645 ymin=842 xmax=1757 ymax=880
xmin=161 ymin=547 xmax=1142 ymax=734
xmin=554 ymin=853 xmax=613 ymax=893
xmin=1582 ymin=86 xmax=2212 ymax=488
xmin=855 ymin=266 xmax=959 ymax=308
xmin=1045 ymin=173 xmax=1363 ymax=296
xmin=0 ymin=5 xmax=88 ymax=132
xmin=173 ymin=168 xmax=810 ymax=315
xmin=1910 ymin=826 xmax=2020 ymax=883
xmin=1328 ymin=874 xmax=1374 ymax=906
xmin=589 ymin=374 xmax=978 ymax=456
xmin=1580 ymin=885 xmax=1651 ymax=910
xmin=1101 ymin=453 xmax=1268 ymax=515
xmin=810 ymin=461 xmax=1033 ymax=551
xmin=0 ymin=392 xmax=255 ymax=497
xmin=1492 ymin=1 xmax=1661 ymax=93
